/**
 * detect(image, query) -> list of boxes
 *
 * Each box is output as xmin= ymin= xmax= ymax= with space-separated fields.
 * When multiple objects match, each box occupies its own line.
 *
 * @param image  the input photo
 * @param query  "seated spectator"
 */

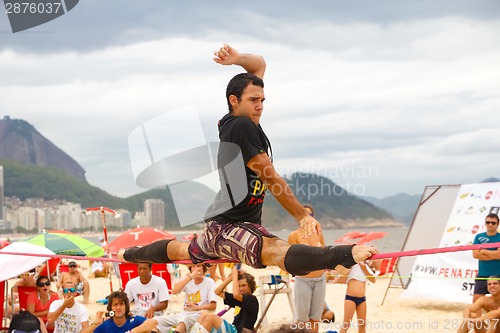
xmin=9 ymin=270 xmax=37 ymax=316
xmin=26 ymin=275 xmax=59 ymax=327
xmin=132 ymin=263 xmax=217 ymax=333
xmin=124 ymin=262 xmax=170 ymax=318
xmin=47 ymin=281 xmax=89 ymax=333
xmin=57 ymin=261 xmax=90 ymax=304
xmin=457 ymin=276 xmax=500 ymax=333
xmin=80 ymin=291 xmax=147 ymax=333
xmin=9 ymin=309 xmax=48 ymax=333
xmin=89 ymin=260 xmax=109 ymax=279
xmin=12 ymin=270 xmax=37 ymax=293
xmin=190 ymin=267 xmax=259 ymax=333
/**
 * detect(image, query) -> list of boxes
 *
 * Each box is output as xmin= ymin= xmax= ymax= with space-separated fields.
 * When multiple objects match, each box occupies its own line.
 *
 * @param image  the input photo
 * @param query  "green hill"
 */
xmin=1 ymin=160 xmax=397 ymax=230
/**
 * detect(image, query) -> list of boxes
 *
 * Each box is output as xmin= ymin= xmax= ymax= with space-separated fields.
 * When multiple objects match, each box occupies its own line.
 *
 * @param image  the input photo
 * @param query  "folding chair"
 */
xmin=0 ymin=280 xmax=9 ymax=330
xmin=152 ymin=264 xmax=172 ymax=292
xmin=17 ymin=286 xmax=37 ymax=311
xmin=38 ymin=258 xmax=60 ymax=280
xmin=118 ymin=263 xmax=138 ymax=290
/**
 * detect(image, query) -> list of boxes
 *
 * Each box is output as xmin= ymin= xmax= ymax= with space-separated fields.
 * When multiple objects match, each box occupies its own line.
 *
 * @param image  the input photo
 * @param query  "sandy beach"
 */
xmin=5 ymin=259 xmax=471 ymax=333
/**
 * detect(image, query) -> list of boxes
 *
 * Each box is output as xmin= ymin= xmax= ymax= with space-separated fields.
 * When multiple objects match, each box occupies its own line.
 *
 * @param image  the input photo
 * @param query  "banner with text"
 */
xmin=402 ymin=182 xmax=500 ymax=303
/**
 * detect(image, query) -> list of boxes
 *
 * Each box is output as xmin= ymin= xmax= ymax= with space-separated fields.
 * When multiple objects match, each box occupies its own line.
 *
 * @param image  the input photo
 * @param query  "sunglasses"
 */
xmin=69 ymin=265 xmax=77 ymax=268
xmin=37 ymin=281 xmax=51 ymax=287
xmin=63 ymin=287 xmax=76 ymax=293
xmin=486 ymin=221 xmax=498 ymax=225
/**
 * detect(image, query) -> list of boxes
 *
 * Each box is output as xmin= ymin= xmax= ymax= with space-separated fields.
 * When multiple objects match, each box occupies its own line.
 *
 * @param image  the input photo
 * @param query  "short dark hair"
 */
xmin=304 ymin=204 xmax=314 ymax=216
xmin=107 ymin=291 xmax=131 ymax=318
xmin=226 ymin=73 xmax=264 ymax=112
xmin=137 ymin=262 xmax=153 ymax=269
xmin=238 ymin=271 xmax=257 ymax=293
xmin=35 ymin=275 xmax=49 ymax=286
xmin=188 ymin=263 xmax=208 ymax=274
xmin=9 ymin=310 xmax=41 ymax=333
xmin=486 ymin=213 xmax=499 ymax=223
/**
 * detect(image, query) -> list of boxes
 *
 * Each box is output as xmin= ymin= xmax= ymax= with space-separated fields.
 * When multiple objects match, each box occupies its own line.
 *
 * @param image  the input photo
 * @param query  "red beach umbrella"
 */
xmin=335 ymin=231 xmax=367 ymax=243
xmin=107 ymin=227 xmax=176 ymax=254
xmin=357 ymin=232 xmax=388 ymax=244
xmin=0 ymin=239 xmax=10 ymax=249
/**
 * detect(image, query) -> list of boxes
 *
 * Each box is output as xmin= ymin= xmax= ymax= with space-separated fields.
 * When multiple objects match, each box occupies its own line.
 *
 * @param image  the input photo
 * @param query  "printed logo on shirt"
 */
xmin=55 ymin=312 xmax=78 ymax=333
xmin=136 ymin=292 xmax=156 ymax=308
xmin=187 ymin=290 xmax=201 ymax=305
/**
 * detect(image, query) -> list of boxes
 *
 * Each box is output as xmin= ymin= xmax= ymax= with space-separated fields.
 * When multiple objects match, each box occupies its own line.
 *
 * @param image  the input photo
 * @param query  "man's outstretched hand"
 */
xmin=352 ymin=245 xmax=379 ymax=263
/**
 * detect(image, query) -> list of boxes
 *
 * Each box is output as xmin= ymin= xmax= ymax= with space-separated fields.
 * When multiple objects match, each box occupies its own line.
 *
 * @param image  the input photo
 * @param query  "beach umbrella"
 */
xmin=0 ymin=242 xmax=55 ymax=281
xmin=0 ymin=239 xmax=10 ymax=249
xmin=107 ymin=227 xmax=176 ymax=254
xmin=335 ymin=231 xmax=367 ymax=243
xmin=21 ymin=231 xmax=104 ymax=257
xmin=357 ymin=232 xmax=388 ymax=244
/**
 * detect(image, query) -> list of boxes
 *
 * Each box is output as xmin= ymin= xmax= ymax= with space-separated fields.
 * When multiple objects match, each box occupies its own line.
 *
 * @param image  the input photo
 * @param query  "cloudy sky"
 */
xmin=1 ymin=0 xmax=499 ymax=199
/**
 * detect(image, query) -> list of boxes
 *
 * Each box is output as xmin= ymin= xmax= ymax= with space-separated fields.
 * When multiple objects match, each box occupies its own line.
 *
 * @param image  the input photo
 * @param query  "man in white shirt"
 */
xmin=47 ymin=281 xmax=89 ymax=333
xmin=124 ymin=262 xmax=170 ymax=318
xmin=131 ymin=263 xmax=217 ymax=333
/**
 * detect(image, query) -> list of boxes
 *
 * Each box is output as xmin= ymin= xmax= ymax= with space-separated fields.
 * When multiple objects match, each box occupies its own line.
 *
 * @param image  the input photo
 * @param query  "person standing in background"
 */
xmin=472 ymin=213 xmax=500 ymax=316
xmin=288 ymin=205 xmax=326 ymax=332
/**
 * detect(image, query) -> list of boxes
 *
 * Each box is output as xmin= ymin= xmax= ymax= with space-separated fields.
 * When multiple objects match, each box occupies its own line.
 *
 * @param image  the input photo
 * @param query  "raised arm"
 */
xmin=230 ymin=268 xmax=243 ymax=302
xmin=360 ymin=262 xmax=376 ymax=283
xmin=214 ymin=274 xmax=233 ymax=299
xmin=213 ymin=44 xmax=266 ymax=79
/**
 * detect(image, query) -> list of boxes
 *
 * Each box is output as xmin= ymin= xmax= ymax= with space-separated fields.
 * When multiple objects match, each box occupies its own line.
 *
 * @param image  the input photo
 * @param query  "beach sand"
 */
xmin=10 ymin=260 xmax=467 ymax=333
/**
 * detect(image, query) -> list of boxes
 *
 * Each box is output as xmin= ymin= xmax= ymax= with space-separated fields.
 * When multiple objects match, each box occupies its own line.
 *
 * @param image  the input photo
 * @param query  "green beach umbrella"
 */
xmin=22 ymin=231 xmax=104 ymax=257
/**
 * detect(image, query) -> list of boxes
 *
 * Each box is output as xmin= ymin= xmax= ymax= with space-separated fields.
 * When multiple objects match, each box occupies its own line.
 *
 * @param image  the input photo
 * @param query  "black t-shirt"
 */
xmin=224 ymin=292 xmax=259 ymax=333
xmin=205 ymin=114 xmax=271 ymax=224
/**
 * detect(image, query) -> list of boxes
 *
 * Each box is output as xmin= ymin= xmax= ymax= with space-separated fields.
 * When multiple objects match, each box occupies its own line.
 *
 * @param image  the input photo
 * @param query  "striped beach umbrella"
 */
xmin=21 ymin=231 xmax=104 ymax=257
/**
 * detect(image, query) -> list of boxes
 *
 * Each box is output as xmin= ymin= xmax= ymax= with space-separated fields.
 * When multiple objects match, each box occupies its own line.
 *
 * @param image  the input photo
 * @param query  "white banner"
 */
xmin=402 ymin=182 xmax=500 ymax=303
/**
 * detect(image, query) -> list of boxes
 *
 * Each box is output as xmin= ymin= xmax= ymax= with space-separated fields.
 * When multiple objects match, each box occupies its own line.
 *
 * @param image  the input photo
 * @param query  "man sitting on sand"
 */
xmin=48 ymin=281 xmax=89 ymax=333
xmin=190 ymin=267 xmax=259 ymax=333
xmin=89 ymin=260 xmax=109 ymax=279
xmin=58 ymin=261 xmax=90 ymax=304
xmin=124 ymin=262 xmax=170 ymax=318
xmin=131 ymin=263 xmax=217 ymax=333
xmin=457 ymin=276 xmax=500 ymax=333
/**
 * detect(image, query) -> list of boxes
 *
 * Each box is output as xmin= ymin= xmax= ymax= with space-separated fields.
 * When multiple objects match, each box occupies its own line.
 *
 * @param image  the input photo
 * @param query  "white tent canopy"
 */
xmin=0 ymin=242 xmax=55 ymax=282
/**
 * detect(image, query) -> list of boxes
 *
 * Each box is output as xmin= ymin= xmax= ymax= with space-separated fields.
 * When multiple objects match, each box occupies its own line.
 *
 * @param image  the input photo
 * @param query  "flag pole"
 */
xmin=86 ymin=206 xmax=118 ymax=294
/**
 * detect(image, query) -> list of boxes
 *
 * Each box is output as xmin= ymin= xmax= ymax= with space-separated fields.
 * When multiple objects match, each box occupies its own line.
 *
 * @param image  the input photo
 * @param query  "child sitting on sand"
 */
xmin=339 ymin=262 xmax=375 ymax=333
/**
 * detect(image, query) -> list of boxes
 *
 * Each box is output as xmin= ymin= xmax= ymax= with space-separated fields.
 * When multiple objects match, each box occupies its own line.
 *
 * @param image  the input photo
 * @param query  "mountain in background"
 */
xmin=363 ymin=193 xmax=421 ymax=225
xmin=0 ymin=117 xmax=408 ymax=229
xmin=1 ymin=158 xmax=402 ymax=230
xmin=263 ymin=173 xmax=400 ymax=229
xmin=0 ymin=116 xmax=86 ymax=181
xmin=482 ymin=177 xmax=500 ymax=183
xmin=364 ymin=177 xmax=500 ymax=225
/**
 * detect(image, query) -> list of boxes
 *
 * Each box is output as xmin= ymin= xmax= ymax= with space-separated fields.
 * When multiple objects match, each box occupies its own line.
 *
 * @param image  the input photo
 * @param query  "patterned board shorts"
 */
xmin=188 ymin=220 xmax=277 ymax=268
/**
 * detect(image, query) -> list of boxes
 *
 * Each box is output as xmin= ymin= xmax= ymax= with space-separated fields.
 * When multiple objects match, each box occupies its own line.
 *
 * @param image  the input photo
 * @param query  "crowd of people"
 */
xmin=4 ymin=42 xmax=500 ymax=333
